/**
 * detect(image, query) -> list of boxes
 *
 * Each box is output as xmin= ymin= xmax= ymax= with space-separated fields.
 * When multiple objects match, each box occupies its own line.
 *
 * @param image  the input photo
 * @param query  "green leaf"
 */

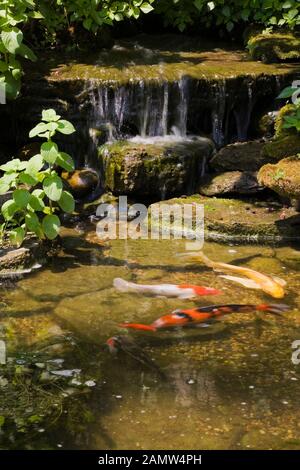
xmin=1 ymin=28 xmax=23 ymax=54
xmin=28 ymin=193 xmax=45 ymax=211
xmin=2 ymin=199 xmax=18 ymax=220
xmin=13 ymin=189 xmax=31 ymax=208
xmin=29 ymin=122 xmax=49 ymax=138
xmin=57 ymin=120 xmax=76 ymax=135
xmin=0 ymin=180 xmax=10 ymax=195
xmin=25 ymin=211 xmax=40 ymax=232
xmin=56 ymin=152 xmax=75 ymax=172
xmin=43 ymin=175 xmax=63 ymax=201
xmin=16 ymin=43 xmax=37 ymax=61
xmin=222 ymin=6 xmax=231 ymax=17
xmin=27 ymin=154 xmax=44 ymax=175
xmin=194 ymin=0 xmax=204 ymax=11
xmin=42 ymin=109 xmax=61 ymax=122
xmin=0 ymin=158 xmax=26 ymax=172
xmin=140 ymin=2 xmax=154 ymax=14
xmin=42 ymin=214 xmax=61 ymax=240
xmin=40 ymin=141 xmax=59 ymax=165
xmin=277 ymin=86 xmax=298 ymax=99
xmin=9 ymin=226 xmax=25 ymax=246
xmin=58 ymin=191 xmax=75 ymax=213
xmin=19 ymin=172 xmax=38 ymax=186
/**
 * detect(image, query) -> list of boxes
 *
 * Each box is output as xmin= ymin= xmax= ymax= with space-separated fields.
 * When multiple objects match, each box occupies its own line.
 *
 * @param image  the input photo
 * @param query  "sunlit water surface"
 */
xmin=1 ymin=229 xmax=300 ymax=450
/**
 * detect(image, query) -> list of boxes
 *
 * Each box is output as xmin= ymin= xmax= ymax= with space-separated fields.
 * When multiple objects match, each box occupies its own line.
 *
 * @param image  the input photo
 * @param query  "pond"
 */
xmin=1 ymin=227 xmax=300 ymax=450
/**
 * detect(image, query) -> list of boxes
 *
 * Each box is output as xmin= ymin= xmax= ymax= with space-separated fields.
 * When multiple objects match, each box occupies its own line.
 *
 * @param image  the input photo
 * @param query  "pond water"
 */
xmin=1 ymin=228 xmax=300 ymax=450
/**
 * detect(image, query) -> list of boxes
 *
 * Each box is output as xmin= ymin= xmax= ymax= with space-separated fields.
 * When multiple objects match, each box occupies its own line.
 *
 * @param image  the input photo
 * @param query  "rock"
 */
xmin=150 ymin=195 xmax=300 ymax=243
xmin=274 ymin=104 xmax=296 ymax=139
xmin=258 ymin=156 xmax=300 ymax=202
xmin=101 ymin=137 xmax=215 ymax=198
xmin=61 ymin=169 xmax=100 ymax=199
xmin=0 ymin=237 xmax=60 ymax=279
xmin=247 ymin=31 xmax=300 ymax=63
xmin=199 ymin=171 xmax=261 ymax=196
xmin=257 ymin=111 xmax=277 ymax=138
xmin=209 ymin=141 xmax=266 ymax=172
xmin=211 ymin=136 xmax=300 ymax=173
xmin=262 ymin=135 xmax=300 ymax=162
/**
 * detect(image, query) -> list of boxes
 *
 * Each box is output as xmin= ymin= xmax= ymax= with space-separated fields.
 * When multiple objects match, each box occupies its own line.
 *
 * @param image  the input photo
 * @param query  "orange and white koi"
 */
xmin=113 ymin=277 xmax=221 ymax=299
xmin=120 ymin=303 xmax=289 ymax=331
xmin=179 ymin=251 xmax=286 ymax=299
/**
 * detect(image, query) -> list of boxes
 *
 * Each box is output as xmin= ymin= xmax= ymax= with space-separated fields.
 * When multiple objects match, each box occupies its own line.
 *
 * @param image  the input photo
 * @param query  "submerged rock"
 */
xmin=258 ymin=156 xmax=300 ymax=205
xmin=247 ymin=31 xmax=300 ymax=63
xmin=209 ymin=141 xmax=266 ymax=172
xmin=101 ymin=137 xmax=214 ymax=198
xmin=199 ymin=171 xmax=261 ymax=196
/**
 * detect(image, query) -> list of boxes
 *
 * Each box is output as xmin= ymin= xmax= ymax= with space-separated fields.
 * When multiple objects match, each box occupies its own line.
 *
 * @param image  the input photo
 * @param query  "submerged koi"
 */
xmin=113 ymin=277 xmax=221 ymax=299
xmin=120 ymin=303 xmax=290 ymax=331
xmin=179 ymin=251 xmax=286 ymax=299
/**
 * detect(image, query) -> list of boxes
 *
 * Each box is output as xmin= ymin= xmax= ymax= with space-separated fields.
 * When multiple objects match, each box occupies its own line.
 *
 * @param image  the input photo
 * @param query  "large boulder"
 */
xmin=210 ymin=136 xmax=300 ymax=173
xmin=247 ymin=31 xmax=300 ymax=63
xmin=101 ymin=138 xmax=214 ymax=198
xmin=199 ymin=171 xmax=261 ymax=197
xmin=258 ymin=156 xmax=300 ymax=202
xmin=262 ymin=135 xmax=300 ymax=162
xmin=209 ymin=141 xmax=266 ymax=172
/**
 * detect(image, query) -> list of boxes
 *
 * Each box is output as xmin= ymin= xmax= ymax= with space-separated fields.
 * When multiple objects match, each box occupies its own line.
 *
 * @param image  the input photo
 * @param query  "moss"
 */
xmin=100 ymin=139 xmax=213 ymax=197
xmin=262 ymin=134 xmax=300 ymax=161
xmin=258 ymin=156 xmax=300 ymax=199
xmin=150 ymin=195 xmax=300 ymax=242
xmin=247 ymin=31 xmax=300 ymax=63
xmin=274 ymin=104 xmax=297 ymax=138
xmin=28 ymin=35 xmax=299 ymax=85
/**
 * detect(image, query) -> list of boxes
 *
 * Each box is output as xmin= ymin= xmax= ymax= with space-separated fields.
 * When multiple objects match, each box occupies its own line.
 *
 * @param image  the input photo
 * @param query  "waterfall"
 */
xmin=211 ymin=80 xmax=226 ymax=147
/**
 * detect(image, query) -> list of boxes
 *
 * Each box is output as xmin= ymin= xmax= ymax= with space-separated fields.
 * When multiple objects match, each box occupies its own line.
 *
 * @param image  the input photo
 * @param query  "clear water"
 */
xmin=1 ymin=229 xmax=300 ymax=449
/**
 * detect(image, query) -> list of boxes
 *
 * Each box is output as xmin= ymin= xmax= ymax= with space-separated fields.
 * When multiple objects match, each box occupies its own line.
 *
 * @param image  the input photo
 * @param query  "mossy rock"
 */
xmin=258 ymin=156 xmax=300 ymax=200
xmin=262 ymin=134 xmax=300 ymax=162
xmin=209 ymin=141 xmax=267 ymax=172
xmin=247 ymin=31 xmax=300 ymax=63
xmin=199 ymin=171 xmax=261 ymax=196
xmin=274 ymin=104 xmax=297 ymax=138
xmin=100 ymin=138 xmax=214 ymax=198
xmin=150 ymin=195 xmax=300 ymax=243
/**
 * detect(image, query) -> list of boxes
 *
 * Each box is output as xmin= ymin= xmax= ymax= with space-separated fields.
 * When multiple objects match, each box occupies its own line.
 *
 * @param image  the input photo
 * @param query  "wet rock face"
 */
xmin=209 ymin=141 xmax=266 ymax=172
xmin=258 ymin=156 xmax=300 ymax=202
xmin=101 ymin=138 xmax=214 ymax=198
xmin=199 ymin=171 xmax=261 ymax=197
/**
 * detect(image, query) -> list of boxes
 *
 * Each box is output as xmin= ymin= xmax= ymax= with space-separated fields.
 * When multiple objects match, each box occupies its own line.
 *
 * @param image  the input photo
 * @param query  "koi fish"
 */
xmin=120 ymin=303 xmax=289 ymax=331
xmin=113 ymin=277 xmax=221 ymax=299
xmin=179 ymin=251 xmax=286 ymax=299
xmin=106 ymin=335 xmax=163 ymax=374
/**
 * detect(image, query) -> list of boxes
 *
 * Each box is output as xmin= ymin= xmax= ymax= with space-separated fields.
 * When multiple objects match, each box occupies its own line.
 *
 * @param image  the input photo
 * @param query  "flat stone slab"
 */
xmin=150 ymin=195 xmax=300 ymax=243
